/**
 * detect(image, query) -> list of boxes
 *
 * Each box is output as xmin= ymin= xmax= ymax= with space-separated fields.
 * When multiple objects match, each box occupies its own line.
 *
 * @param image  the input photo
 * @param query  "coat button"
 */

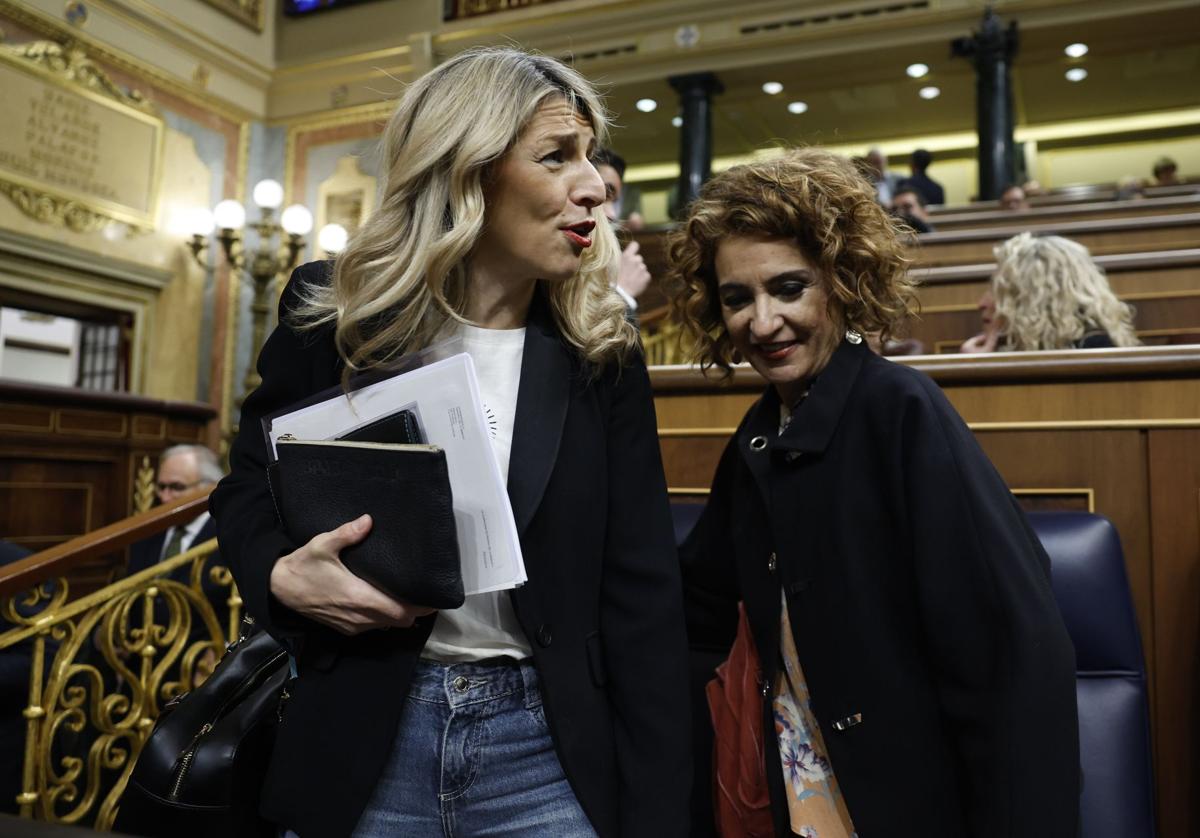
xmin=768 ymin=552 xmax=777 ymax=572
xmin=536 ymin=624 xmax=553 ymax=647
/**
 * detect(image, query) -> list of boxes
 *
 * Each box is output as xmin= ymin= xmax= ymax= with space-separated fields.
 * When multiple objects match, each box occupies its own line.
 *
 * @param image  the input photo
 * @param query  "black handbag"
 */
xmin=114 ymin=625 xmax=290 ymax=837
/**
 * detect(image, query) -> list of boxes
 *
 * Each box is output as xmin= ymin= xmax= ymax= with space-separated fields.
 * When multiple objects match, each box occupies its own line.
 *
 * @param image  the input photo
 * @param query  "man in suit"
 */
xmin=128 ymin=444 xmax=229 ymax=641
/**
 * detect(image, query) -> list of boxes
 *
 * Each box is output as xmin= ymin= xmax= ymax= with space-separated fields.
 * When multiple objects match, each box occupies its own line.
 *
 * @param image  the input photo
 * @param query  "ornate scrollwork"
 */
xmin=132 ymin=457 xmax=155 ymax=515
xmin=0 ymin=182 xmax=110 ymax=233
xmin=2 ymin=576 xmax=69 ymax=629
xmin=0 ymin=539 xmax=237 ymax=828
xmin=200 ymin=0 xmax=263 ymax=32
xmin=5 ymin=39 xmax=149 ymax=109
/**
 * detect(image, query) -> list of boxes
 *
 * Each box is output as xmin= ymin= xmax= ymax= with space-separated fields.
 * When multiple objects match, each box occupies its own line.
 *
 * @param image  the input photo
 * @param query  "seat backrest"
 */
xmin=1024 ymin=512 xmax=1155 ymax=838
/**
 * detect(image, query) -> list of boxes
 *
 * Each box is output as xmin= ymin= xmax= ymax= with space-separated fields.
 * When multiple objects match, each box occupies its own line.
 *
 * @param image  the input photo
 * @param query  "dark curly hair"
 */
xmin=667 ymin=148 xmax=918 ymax=375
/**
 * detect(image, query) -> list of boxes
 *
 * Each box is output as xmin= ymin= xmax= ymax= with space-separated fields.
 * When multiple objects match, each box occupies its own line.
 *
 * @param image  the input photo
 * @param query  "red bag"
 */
xmin=706 ymin=603 xmax=774 ymax=837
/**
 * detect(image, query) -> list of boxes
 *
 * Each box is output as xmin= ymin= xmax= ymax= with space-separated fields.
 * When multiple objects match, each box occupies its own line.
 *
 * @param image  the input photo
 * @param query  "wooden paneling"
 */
xmin=1148 ymin=430 xmax=1200 ymax=837
xmin=912 ymin=214 xmax=1200 ymax=267
xmin=0 ymin=381 xmax=216 ymax=595
xmin=931 ymin=194 xmax=1200 ymax=231
xmin=651 ymin=346 xmax=1200 ymax=838
xmin=911 ymin=249 xmax=1200 ymax=353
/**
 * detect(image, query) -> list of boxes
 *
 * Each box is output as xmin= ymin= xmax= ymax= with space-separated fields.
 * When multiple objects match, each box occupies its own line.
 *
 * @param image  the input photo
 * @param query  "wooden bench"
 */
xmin=909 ymin=248 xmax=1200 ymax=352
xmin=930 ymin=194 xmax=1200 ymax=232
xmin=928 ymin=181 xmax=1200 ymax=214
xmin=911 ymin=213 xmax=1200 ymax=267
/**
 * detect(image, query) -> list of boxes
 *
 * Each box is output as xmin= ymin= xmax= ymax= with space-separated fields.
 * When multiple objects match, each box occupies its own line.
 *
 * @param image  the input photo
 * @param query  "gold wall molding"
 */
xmin=132 ymin=455 xmax=154 ymax=513
xmin=0 ymin=0 xmax=255 ymax=124
xmin=0 ymin=182 xmax=109 ymax=233
xmin=0 ymin=37 xmax=165 ymax=231
xmin=6 ymin=38 xmax=148 ymax=107
xmin=200 ymin=0 xmax=264 ymax=33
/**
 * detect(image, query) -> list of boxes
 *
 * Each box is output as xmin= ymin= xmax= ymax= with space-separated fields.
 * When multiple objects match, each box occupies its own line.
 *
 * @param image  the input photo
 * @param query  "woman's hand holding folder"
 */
xmin=269 ymin=513 xmax=438 ymax=635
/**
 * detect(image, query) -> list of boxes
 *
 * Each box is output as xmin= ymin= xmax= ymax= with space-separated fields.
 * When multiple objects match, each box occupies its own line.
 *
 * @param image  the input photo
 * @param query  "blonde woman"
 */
xmin=211 ymin=48 xmax=690 ymax=838
xmin=670 ymin=150 xmax=1080 ymax=837
xmin=991 ymin=232 xmax=1139 ymax=350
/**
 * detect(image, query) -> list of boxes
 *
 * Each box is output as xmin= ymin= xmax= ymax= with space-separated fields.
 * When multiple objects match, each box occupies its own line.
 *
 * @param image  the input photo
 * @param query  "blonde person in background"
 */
xmin=211 ymin=47 xmax=689 ymax=838
xmin=990 ymin=233 xmax=1139 ymax=351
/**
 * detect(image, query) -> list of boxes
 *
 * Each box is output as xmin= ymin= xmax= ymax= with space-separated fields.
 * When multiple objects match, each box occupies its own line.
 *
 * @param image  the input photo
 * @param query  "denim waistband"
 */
xmin=408 ymin=657 xmax=541 ymax=710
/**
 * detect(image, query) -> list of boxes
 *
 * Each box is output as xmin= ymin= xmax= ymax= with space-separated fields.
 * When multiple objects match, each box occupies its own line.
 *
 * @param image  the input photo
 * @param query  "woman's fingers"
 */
xmin=313 ymin=513 xmax=372 ymax=557
xmin=272 ymin=513 xmax=441 ymax=635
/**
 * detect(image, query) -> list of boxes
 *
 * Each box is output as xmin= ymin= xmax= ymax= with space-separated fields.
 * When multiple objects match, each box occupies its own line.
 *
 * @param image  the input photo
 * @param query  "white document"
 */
xmin=266 ymin=353 xmax=527 ymax=596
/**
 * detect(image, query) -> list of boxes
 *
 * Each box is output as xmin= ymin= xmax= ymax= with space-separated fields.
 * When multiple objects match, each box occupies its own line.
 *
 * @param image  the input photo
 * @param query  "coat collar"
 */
xmin=507 ymin=287 xmax=573 ymax=536
xmin=736 ymin=337 xmax=870 ymax=462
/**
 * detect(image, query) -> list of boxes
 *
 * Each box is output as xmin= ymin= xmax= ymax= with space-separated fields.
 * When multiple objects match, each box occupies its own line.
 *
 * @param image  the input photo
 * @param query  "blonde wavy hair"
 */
xmin=667 ymin=148 xmax=918 ymax=374
xmin=290 ymin=47 xmax=635 ymax=376
xmin=991 ymin=233 xmax=1139 ymax=350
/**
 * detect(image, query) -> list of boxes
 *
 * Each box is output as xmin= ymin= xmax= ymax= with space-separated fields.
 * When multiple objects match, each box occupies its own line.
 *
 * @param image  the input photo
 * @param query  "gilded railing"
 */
xmin=0 ymin=492 xmax=238 ymax=829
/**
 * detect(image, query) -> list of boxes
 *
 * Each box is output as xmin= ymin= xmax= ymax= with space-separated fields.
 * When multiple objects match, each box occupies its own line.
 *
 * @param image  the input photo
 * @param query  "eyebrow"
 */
xmin=719 ymin=269 xmax=814 ymax=288
xmin=535 ymin=128 xmax=596 ymax=154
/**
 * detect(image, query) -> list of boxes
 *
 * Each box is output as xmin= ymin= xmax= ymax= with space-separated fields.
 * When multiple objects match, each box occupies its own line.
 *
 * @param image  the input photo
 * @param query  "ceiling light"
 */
xmin=918 ymin=86 xmax=940 ymax=100
xmin=762 ymin=81 xmax=783 ymax=95
xmin=906 ymin=63 xmax=930 ymax=78
xmin=1064 ymin=43 xmax=1089 ymax=58
xmin=636 ymin=98 xmax=657 ymax=113
xmin=1065 ymin=68 xmax=1088 ymax=82
xmin=671 ymin=116 xmax=682 ymax=127
xmin=787 ymin=101 xmax=808 ymax=114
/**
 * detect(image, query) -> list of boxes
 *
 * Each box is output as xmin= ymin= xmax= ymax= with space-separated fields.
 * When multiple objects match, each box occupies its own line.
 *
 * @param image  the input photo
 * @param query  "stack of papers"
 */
xmin=264 ymin=353 xmax=526 ymax=596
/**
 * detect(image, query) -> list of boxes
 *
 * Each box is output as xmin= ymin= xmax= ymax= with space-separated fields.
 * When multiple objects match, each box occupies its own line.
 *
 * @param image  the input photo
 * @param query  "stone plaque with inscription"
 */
xmin=0 ymin=42 xmax=164 ymax=230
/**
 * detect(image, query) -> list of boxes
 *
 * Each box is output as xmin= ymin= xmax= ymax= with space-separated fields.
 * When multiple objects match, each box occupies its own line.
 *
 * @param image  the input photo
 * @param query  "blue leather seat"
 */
xmin=674 ymin=505 xmax=1156 ymax=837
xmin=1026 ymin=511 xmax=1156 ymax=838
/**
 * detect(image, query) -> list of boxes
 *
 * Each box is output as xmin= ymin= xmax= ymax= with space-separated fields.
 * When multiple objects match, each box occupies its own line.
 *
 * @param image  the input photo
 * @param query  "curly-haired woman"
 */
xmin=211 ymin=48 xmax=689 ymax=838
xmin=670 ymin=149 xmax=1080 ymax=837
xmin=992 ymin=232 xmax=1139 ymax=350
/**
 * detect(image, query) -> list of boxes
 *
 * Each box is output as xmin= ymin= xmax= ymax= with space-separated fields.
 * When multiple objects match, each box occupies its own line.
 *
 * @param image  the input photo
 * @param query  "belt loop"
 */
xmin=520 ymin=661 xmax=541 ymax=710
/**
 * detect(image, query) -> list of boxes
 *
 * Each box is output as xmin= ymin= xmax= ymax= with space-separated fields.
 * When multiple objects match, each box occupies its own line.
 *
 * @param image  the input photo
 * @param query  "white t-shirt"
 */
xmin=422 ymin=322 xmax=533 ymax=662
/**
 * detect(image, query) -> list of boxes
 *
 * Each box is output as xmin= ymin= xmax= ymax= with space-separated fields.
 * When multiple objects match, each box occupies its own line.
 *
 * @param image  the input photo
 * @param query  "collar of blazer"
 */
xmin=506 ymin=287 xmax=575 ymax=536
xmin=738 ymin=337 xmax=869 ymax=459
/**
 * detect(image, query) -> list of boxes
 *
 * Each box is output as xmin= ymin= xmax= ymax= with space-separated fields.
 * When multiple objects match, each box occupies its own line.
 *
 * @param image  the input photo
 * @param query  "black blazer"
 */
xmin=210 ymin=262 xmax=691 ymax=838
xmin=682 ymin=338 xmax=1080 ymax=837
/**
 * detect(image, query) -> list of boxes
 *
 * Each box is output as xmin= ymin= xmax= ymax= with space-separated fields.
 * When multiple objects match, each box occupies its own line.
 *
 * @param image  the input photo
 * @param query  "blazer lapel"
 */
xmin=507 ymin=289 xmax=572 ymax=536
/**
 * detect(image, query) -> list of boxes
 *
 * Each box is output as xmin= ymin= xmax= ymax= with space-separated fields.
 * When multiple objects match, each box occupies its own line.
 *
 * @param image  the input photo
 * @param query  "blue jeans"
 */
xmin=351 ymin=658 xmax=597 ymax=837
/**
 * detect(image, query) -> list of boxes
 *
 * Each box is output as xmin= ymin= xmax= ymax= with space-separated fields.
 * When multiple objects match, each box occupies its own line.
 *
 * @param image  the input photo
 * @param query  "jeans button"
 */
xmin=452 ymin=675 xmax=469 ymax=693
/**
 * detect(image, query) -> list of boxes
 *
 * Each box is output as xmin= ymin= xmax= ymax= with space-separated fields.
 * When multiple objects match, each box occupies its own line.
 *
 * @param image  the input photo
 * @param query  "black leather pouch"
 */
xmin=273 ymin=438 xmax=464 ymax=610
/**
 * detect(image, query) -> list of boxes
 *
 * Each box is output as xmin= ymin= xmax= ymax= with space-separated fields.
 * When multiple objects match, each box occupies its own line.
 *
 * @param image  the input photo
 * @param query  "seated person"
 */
xmin=891 ymin=184 xmax=934 ymax=232
xmin=593 ymin=147 xmax=651 ymax=316
xmin=999 ymin=183 xmax=1029 ymax=211
xmin=960 ymin=290 xmax=1000 ymax=353
xmin=128 ymin=444 xmax=230 ymax=641
xmin=1151 ymin=155 xmax=1179 ymax=186
xmin=990 ymin=233 xmax=1140 ymax=350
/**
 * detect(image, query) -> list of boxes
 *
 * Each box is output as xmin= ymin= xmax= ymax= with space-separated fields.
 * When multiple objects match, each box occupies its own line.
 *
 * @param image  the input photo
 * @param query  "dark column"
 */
xmin=951 ymin=7 xmax=1019 ymax=200
xmin=668 ymin=72 xmax=724 ymax=216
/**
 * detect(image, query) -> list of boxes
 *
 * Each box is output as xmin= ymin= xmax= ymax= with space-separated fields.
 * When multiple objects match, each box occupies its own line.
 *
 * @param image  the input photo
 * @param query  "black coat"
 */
xmin=127 ymin=516 xmax=229 ymax=641
xmin=210 ymin=262 xmax=691 ymax=838
xmin=682 ymin=338 xmax=1080 ymax=837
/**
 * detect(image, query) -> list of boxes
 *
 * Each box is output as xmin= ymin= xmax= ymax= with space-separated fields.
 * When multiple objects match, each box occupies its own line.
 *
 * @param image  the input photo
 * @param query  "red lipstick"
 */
xmin=561 ymin=219 xmax=596 ymax=248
